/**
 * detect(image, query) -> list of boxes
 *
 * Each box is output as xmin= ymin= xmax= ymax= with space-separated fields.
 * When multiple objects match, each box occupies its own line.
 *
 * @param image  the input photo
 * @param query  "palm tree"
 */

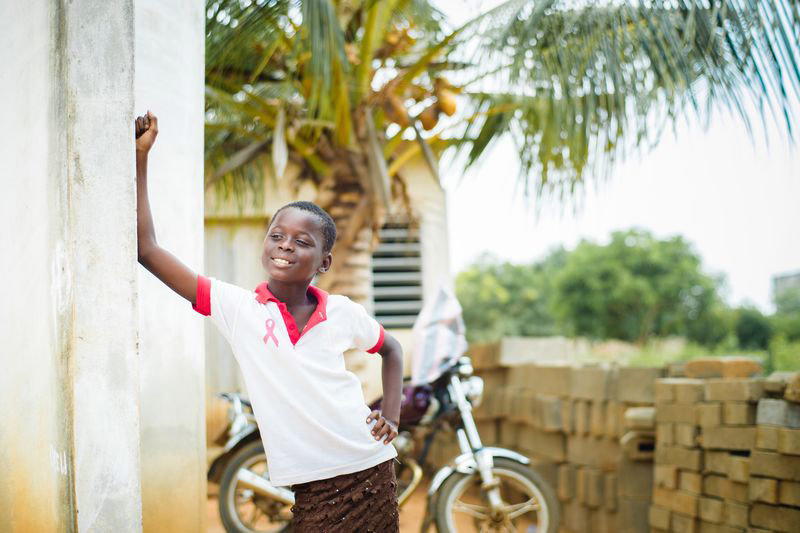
xmin=204 ymin=0 xmax=800 ymax=293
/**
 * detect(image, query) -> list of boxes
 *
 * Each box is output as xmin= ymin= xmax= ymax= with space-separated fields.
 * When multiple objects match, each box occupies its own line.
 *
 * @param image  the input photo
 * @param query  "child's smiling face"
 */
xmin=261 ymin=207 xmax=332 ymax=283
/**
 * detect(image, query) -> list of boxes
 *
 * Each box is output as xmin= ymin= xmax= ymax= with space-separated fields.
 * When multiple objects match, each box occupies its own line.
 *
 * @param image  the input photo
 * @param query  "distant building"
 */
xmin=773 ymin=271 xmax=800 ymax=301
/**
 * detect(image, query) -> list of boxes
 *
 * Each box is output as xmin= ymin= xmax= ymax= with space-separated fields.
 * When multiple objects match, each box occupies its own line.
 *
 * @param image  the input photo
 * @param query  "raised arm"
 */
xmin=135 ymin=111 xmax=198 ymax=305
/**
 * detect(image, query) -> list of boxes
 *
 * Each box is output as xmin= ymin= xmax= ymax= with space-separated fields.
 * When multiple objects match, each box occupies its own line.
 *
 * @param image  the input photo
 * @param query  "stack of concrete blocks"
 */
xmin=649 ymin=366 xmax=800 ymax=533
xmin=747 ymin=372 xmax=800 ymax=533
xmin=488 ymin=363 xmax=663 ymax=533
xmin=557 ymin=365 xmax=663 ymax=533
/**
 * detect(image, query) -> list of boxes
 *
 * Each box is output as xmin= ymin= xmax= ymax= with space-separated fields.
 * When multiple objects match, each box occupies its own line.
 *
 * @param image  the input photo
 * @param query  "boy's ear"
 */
xmin=318 ymin=252 xmax=332 ymax=273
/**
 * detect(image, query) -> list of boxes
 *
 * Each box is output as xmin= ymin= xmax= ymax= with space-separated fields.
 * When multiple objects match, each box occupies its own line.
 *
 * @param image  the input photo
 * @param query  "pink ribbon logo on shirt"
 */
xmin=263 ymin=319 xmax=279 ymax=347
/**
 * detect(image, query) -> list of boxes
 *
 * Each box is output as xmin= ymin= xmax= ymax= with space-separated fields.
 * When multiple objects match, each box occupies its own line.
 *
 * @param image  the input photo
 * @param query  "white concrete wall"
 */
xmin=134 ymin=2 xmax=207 ymax=532
xmin=0 ymin=2 xmax=74 ymax=530
xmin=1 ymin=1 xmax=143 ymax=531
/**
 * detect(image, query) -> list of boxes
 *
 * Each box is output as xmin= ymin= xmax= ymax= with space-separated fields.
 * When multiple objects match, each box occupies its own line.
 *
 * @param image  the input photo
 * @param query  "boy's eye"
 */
xmin=270 ymin=234 xmax=282 ymax=240
xmin=296 ymin=240 xmax=309 ymax=246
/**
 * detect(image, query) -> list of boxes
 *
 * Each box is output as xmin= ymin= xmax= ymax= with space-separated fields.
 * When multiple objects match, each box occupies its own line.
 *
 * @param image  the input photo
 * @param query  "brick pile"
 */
xmin=489 ymin=363 xmax=663 ymax=533
xmin=650 ymin=366 xmax=800 ymax=533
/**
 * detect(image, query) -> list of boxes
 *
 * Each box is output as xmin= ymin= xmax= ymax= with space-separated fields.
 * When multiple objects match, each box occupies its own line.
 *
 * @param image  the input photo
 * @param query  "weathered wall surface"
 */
xmin=0 ymin=2 xmax=74 ymax=531
xmin=0 ymin=1 xmax=143 ymax=531
xmin=134 ymin=1 xmax=207 ymax=532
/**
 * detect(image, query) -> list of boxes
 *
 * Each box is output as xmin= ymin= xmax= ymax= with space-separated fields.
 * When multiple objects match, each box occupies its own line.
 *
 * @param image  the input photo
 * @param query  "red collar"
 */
xmin=253 ymin=282 xmax=328 ymax=344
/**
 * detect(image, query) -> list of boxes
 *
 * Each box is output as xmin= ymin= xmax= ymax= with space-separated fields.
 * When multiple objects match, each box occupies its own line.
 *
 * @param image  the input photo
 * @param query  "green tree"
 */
xmin=455 ymin=249 xmax=566 ymax=342
xmin=734 ymin=307 xmax=773 ymax=350
xmin=204 ymin=0 xmax=800 ymax=292
xmin=552 ymin=229 xmax=723 ymax=344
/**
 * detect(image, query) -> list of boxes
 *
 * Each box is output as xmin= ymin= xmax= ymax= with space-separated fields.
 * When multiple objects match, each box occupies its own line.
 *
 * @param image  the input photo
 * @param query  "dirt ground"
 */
xmin=207 ymin=476 xmax=431 ymax=532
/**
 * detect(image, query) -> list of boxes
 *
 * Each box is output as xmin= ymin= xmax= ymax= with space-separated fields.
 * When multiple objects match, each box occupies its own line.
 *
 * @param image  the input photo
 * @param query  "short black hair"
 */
xmin=272 ymin=201 xmax=337 ymax=253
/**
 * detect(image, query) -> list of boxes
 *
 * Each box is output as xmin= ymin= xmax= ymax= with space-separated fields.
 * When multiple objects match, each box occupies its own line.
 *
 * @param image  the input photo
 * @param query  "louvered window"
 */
xmin=372 ymin=221 xmax=423 ymax=328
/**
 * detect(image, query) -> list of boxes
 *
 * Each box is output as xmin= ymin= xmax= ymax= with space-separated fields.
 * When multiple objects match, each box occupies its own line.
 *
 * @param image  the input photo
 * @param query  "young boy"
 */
xmin=135 ymin=111 xmax=402 ymax=531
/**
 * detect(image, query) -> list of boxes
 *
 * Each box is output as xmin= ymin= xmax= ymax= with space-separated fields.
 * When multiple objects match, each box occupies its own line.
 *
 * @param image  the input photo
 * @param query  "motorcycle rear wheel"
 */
xmin=434 ymin=457 xmax=559 ymax=533
xmin=218 ymin=440 xmax=293 ymax=533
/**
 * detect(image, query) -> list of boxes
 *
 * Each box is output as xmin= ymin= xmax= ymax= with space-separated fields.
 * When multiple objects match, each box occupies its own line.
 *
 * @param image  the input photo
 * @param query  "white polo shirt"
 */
xmin=193 ymin=275 xmax=398 ymax=487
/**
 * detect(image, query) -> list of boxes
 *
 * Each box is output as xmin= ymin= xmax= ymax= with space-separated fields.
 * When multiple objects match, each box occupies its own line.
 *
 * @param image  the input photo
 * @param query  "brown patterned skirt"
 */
xmin=289 ymin=458 xmax=400 ymax=533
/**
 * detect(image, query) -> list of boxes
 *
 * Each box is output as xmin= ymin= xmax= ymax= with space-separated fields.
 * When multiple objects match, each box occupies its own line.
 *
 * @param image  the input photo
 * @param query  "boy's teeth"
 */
xmin=274 ymin=258 xmax=290 ymax=265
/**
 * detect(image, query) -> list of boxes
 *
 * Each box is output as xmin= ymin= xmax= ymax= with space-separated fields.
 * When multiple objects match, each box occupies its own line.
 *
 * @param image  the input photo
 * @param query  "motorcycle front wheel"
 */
xmin=218 ymin=440 xmax=293 ymax=533
xmin=434 ymin=457 xmax=559 ymax=533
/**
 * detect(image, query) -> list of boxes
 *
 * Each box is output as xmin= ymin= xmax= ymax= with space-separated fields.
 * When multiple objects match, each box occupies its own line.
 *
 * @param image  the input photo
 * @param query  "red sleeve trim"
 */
xmin=192 ymin=275 xmax=211 ymax=316
xmin=367 ymin=325 xmax=385 ymax=354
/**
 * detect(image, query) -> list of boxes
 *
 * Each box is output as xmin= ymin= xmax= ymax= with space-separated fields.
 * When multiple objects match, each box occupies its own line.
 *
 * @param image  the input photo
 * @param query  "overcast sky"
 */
xmin=437 ymin=1 xmax=800 ymax=312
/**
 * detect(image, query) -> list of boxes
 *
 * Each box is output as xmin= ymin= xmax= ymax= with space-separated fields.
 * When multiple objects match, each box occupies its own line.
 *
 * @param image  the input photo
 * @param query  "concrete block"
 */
xmin=778 ymin=480 xmax=800 ymax=507
xmin=785 ymin=372 xmax=800 ymax=403
xmin=618 ymin=497 xmax=650 ymax=533
xmin=750 ymin=503 xmax=800 ymax=533
xmin=605 ymin=401 xmax=623 ymax=439
xmin=697 ymin=403 xmax=723 ymax=427
xmin=756 ymin=425 xmax=779 ymax=450
xmin=574 ymin=399 xmax=590 ymax=436
xmin=649 ymin=505 xmax=671 ymax=530
xmin=676 ymin=423 xmax=700 ymax=447
xmin=625 ymin=406 xmax=656 ymax=430
xmin=749 ymin=477 xmax=779 ymax=504
xmin=557 ymin=463 xmax=574 ymax=501
xmin=575 ymin=466 xmax=588 ymax=504
xmin=656 ymin=378 xmax=685 ymax=403
xmin=658 ymin=403 xmax=700 ymax=424
xmin=704 ymin=450 xmax=730 ymax=474
xmin=703 ymin=475 xmax=727 ymax=499
xmin=699 ymin=497 xmax=724 ymax=523
xmin=777 ymin=427 xmax=800 ymax=455
xmin=526 ymin=363 xmax=572 ymax=397
xmin=723 ymin=402 xmax=757 ymax=426
xmin=698 ymin=521 xmax=745 ymax=533
xmin=657 ymin=423 xmax=675 ymax=445
xmin=560 ymin=398 xmax=574 ymax=434
xmin=498 ymin=419 xmax=519 ymax=447
xmin=475 ymin=367 xmax=508 ymax=390
xmin=590 ymin=400 xmax=606 ymax=437
xmin=756 ymin=398 xmax=800 ymax=428
xmin=655 ymin=464 xmax=679 ymax=489
xmin=764 ymin=371 xmax=794 ymax=394
xmin=604 ymin=472 xmax=617 ymax=511
xmin=584 ymin=467 xmax=604 ymax=508
xmin=728 ymin=456 xmax=750 ymax=483
xmin=567 ymin=435 xmax=622 ymax=470
xmin=751 ymin=450 xmax=800 ymax=481
xmin=680 ymin=471 xmax=703 ymax=494
xmin=675 ymin=379 xmax=707 ymax=403
xmin=723 ymin=480 xmax=749 ymax=503
xmin=615 ymin=366 xmax=665 ymax=402
xmin=670 ymin=490 xmax=701 ymax=517
xmin=570 ymin=365 xmax=611 ymax=400
xmin=672 ymin=512 xmax=699 ymax=533
xmin=704 ymin=379 xmax=765 ymax=402
xmin=700 ymin=427 xmax=755 ymax=451
xmin=655 ymin=445 xmax=703 ymax=471
xmin=652 ymin=486 xmax=673 ymax=508
xmin=562 ymin=499 xmax=590 ymax=533
xmin=589 ymin=508 xmax=618 ymax=533
xmin=685 ymin=356 xmax=761 ymax=378
xmin=517 ymin=425 xmax=565 ymax=462
xmin=618 ymin=456 xmax=654 ymax=499
xmin=723 ymin=501 xmax=748 ymax=528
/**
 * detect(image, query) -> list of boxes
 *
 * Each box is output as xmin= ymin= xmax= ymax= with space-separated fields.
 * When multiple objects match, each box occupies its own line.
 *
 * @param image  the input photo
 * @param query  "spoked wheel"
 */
xmin=434 ymin=457 xmax=559 ymax=533
xmin=218 ymin=441 xmax=293 ymax=533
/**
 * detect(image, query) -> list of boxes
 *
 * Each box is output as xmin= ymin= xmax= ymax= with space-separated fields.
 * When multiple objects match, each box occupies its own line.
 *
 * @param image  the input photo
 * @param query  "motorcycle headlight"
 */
xmin=462 ymin=376 xmax=484 ymax=408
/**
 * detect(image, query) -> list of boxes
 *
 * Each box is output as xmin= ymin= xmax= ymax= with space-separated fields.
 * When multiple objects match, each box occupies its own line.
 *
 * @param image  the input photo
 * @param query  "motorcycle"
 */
xmin=209 ymin=287 xmax=559 ymax=532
